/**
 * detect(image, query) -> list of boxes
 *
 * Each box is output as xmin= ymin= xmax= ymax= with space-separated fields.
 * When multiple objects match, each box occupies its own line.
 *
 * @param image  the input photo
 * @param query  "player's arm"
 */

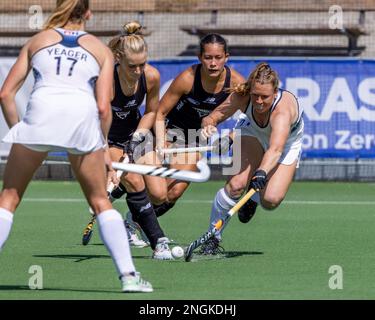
xmin=257 ymin=104 xmax=294 ymax=175
xmin=202 ymin=92 xmax=248 ymax=128
xmin=154 ymin=68 xmax=192 ymax=149
xmin=0 ymin=43 xmax=31 ymax=128
xmin=80 ymin=34 xmax=114 ymax=140
xmin=127 ymin=66 xmax=160 ymax=162
xmin=230 ymin=68 xmax=246 ymax=88
xmin=95 ymin=46 xmax=114 ymax=140
xmin=135 ymin=65 xmax=160 ymax=136
xmin=92 ymin=43 xmax=116 ymax=175
xmin=201 ymin=68 xmax=246 ymax=128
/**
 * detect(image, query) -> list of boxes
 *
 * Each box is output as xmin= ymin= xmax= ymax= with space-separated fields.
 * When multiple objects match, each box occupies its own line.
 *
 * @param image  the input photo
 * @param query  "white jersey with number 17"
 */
xmin=3 ymin=28 xmax=104 ymax=154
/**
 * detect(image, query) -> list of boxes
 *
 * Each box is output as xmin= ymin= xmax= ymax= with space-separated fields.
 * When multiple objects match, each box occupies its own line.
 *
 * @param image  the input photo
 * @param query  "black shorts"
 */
xmin=108 ymin=133 xmax=155 ymax=162
xmin=108 ymin=137 xmax=131 ymax=150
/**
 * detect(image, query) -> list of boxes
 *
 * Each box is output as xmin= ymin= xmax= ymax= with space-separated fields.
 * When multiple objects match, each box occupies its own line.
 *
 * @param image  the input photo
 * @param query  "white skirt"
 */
xmin=3 ymin=87 xmax=105 ymax=154
xmin=235 ymin=113 xmax=303 ymax=167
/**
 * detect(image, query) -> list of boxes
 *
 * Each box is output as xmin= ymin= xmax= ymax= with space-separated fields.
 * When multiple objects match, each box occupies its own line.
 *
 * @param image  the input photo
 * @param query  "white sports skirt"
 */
xmin=3 ymin=87 xmax=105 ymax=154
xmin=234 ymin=113 xmax=303 ymax=167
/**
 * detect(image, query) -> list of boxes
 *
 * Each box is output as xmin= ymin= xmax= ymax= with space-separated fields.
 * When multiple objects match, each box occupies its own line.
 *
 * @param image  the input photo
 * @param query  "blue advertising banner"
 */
xmin=0 ymin=58 xmax=374 ymax=158
xmin=150 ymin=58 xmax=375 ymax=159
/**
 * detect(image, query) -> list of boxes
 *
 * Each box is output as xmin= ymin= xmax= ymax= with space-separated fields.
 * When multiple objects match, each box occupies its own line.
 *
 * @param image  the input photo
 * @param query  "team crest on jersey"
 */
xmin=125 ymin=99 xmax=137 ymax=108
xmin=112 ymin=106 xmax=122 ymax=112
xmin=193 ymin=107 xmax=211 ymax=117
xmin=176 ymin=101 xmax=185 ymax=111
xmin=187 ymin=97 xmax=200 ymax=105
xmin=116 ymin=111 xmax=131 ymax=119
xmin=203 ymin=97 xmax=216 ymax=104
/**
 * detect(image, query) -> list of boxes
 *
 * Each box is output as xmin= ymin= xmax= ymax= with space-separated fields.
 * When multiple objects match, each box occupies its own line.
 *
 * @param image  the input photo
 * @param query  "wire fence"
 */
xmin=0 ymin=0 xmax=374 ymax=58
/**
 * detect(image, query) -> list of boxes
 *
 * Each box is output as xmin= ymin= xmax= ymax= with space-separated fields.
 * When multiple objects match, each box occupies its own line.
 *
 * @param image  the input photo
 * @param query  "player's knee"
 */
xmin=261 ymin=194 xmax=284 ymax=210
xmin=149 ymin=191 xmax=167 ymax=206
xmin=167 ymin=186 xmax=185 ymax=203
xmin=89 ymin=195 xmax=111 ymax=214
xmin=122 ymin=174 xmax=145 ymax=192
xmin=226 ymin=179 xmax=246 ymax=198
xmin=0 ymin=188 xmax=21 ymax=212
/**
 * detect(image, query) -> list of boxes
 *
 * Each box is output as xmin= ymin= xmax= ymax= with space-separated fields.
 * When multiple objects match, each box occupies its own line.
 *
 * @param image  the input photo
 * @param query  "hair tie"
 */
xmin=120 ymin=30 xmax=129 ymax=37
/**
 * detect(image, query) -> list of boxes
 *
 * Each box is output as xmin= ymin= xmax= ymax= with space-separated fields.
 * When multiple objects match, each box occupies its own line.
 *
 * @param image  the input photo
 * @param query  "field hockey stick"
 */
xmin=184 ymin=188 xmax=256 ymax=261
xmin=107 ymin=157 xmax=129 ymax=194
xmin=112 ymin=159 xmax=211 ymax=183
xmin=160 ymin=134 xmax=232 ymax=156
xmin=82 ymin=157 xmax=129 ymax=245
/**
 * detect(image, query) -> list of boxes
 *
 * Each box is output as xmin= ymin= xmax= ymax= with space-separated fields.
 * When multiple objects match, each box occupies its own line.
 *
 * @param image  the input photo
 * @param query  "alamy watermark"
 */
xmin=28 ymin=265 xmax=43 ymax=289
xmin=328 ymin=265 xmax=343 ymax=290
xmin=328 ymin=5 xmax=343 ymax=30
xmin=29 ymin=5 xmax=44 ymax=30
xmin=131 ymin=126 xmax=242 ymax=176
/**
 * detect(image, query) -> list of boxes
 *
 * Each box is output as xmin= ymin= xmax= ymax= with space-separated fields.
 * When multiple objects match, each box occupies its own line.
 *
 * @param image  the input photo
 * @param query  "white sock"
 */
xmin=209 ymin=188 xmax=238 ymax=240
xmin=0 ymin=208 xmax=14 ymax=251
xmin=96 ymin=209 xmax=136 ymax=277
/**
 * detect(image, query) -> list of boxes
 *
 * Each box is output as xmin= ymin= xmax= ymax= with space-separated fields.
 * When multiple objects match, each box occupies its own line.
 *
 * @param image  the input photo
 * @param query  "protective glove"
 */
xmin=250 ymin=169 xmax=267 ymax=191
xmin=126 ymin=132 xmax=145 ymax=163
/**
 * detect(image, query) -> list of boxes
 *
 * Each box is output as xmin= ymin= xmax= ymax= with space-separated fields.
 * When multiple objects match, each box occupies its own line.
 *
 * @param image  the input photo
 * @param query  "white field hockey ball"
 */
xmin=171 ymin=246 xmax=184 ymax=259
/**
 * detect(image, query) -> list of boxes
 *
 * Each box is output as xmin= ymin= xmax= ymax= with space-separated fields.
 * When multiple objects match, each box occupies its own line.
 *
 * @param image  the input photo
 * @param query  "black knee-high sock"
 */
xmin=153 ymin=202 xmax=176 ymax=218
xmin=109 ymin=183 xmax=127 ymax=200
xmin=126 ymin=189 xmax=165 ymax=250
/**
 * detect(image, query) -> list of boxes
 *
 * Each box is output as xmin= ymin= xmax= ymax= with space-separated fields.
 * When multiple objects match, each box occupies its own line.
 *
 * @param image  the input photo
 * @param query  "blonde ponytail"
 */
xmin=230 ymin=82 xmax=251 ymax=96
xmin=43 ymin=0 xmax=89 ymax=30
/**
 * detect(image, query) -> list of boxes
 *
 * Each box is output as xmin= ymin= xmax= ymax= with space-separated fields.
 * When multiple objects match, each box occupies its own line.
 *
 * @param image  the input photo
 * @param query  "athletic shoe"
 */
xmin=152 ymin=237 xmax=174 ymax=260
xmin=238 ymin=199 xmax=258 ymax=223
xmin=199 ymin=237 xmax=225 ymax=255
xmin=121 ymin=272 xmax=153 ymax=293
xmin=124 ymin=220 xmax=149 ymax=248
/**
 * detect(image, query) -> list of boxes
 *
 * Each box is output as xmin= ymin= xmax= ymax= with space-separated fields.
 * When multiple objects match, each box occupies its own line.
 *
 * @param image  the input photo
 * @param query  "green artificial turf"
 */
xmin=0 ymin=180 xmax=374 ymax=300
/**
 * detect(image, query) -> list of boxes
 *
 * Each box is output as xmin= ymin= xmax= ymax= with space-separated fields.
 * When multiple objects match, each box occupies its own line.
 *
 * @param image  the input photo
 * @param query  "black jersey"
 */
xmin=166 ymin=64 xmax=231 ymax=134
xmin=108 ymin=64 xmax=147 ymax=148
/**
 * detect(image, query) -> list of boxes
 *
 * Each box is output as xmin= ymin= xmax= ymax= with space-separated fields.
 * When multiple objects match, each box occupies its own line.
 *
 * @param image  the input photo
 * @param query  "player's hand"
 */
xmin=107 ymin=169 xmax=120 ymax=189
xmin=250 ymin=169 xmax=267 ymax=191
xmin=104 ymin=145 xmax=119 ymax=189
xmin=155 ymin=144 xmax=166 ymax=161
xmin=103 ymin=145 xmax=114 ymax=171
xmin=201 ymin=115 xmax=216 ymax=128
xmin=200 ymin=125 xmax=217 ymax=140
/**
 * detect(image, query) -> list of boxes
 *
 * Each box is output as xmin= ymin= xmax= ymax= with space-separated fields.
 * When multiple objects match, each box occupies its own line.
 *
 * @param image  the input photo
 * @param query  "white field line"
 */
xmin=22 ymin=198 xmax=375 ymax=205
